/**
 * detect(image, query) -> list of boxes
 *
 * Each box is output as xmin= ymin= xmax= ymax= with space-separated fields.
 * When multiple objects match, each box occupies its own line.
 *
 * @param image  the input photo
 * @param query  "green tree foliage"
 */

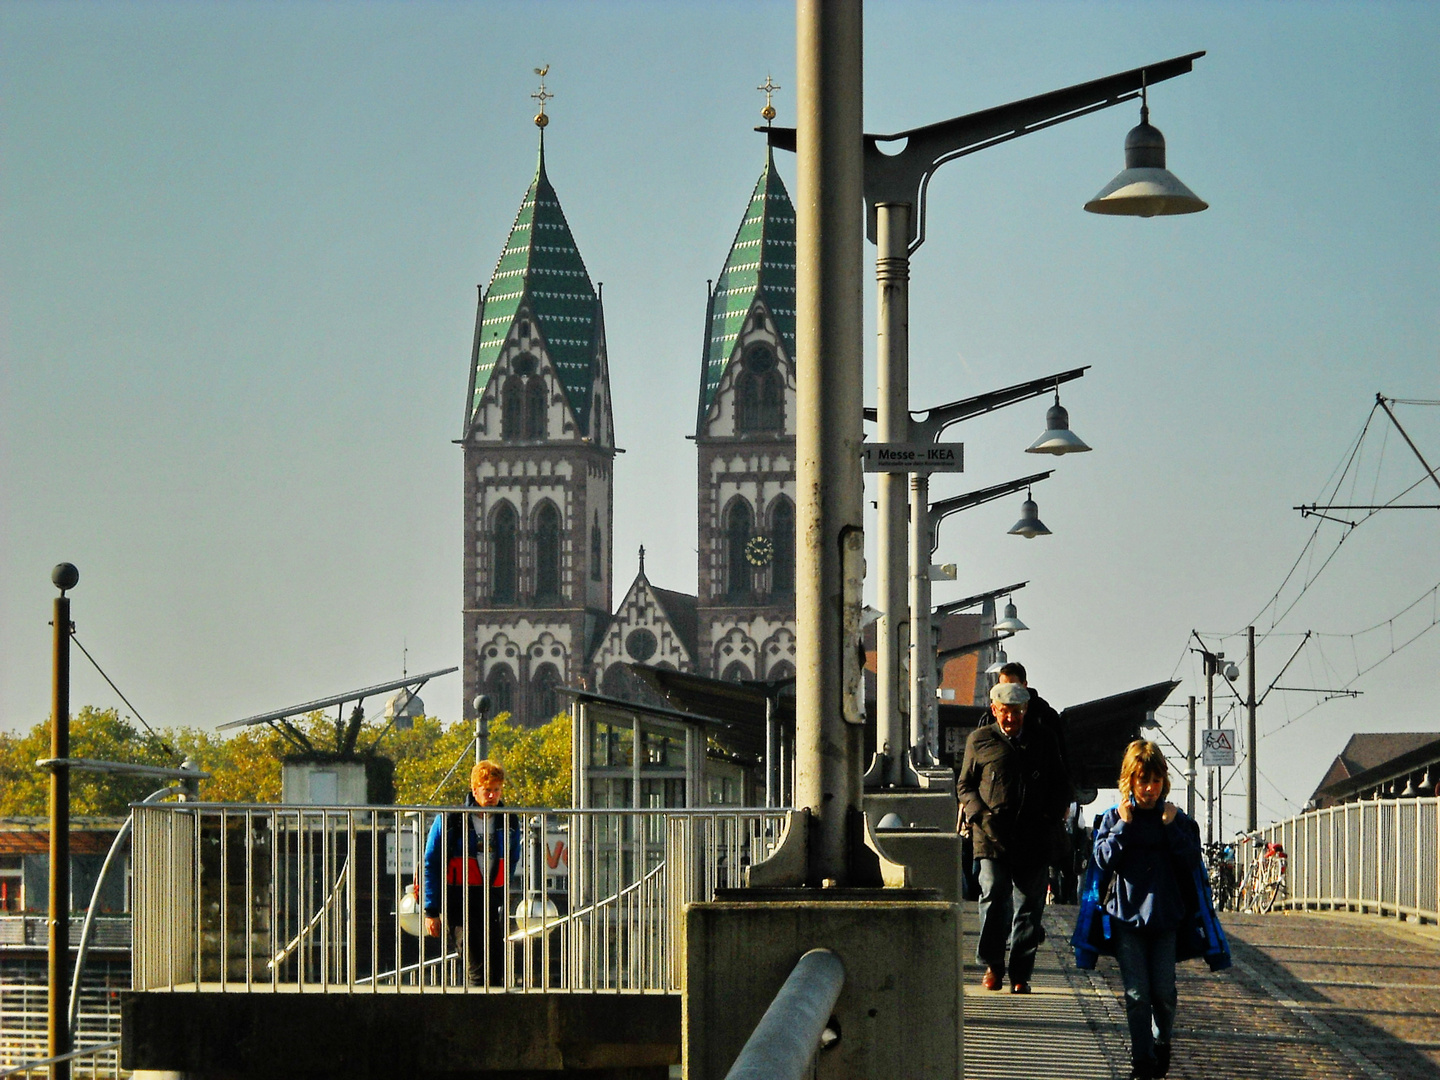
xmin=389 ymin=712 xmax=571 ymax=808
xmin=0 ymin=707 xmax=574 ymax=813
xmin=0 ymin=707 xmax=176 ymax=816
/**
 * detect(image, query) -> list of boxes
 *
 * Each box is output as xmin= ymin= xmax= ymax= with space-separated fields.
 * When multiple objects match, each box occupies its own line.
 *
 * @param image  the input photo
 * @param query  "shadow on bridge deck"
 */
xmin=964 ymin=904 xmax=1440 ymax=1080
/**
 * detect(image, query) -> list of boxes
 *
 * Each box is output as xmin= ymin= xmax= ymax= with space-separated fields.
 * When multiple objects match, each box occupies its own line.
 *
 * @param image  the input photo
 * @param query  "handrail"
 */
xmin=68 ymin=784 xmax=180 ymax=1034
xmin=0 ymin=1038 xmax=121 ymax=1078
xmin=267 ymin=857 xmax=351 ymax=971
xmin=723 ymin=949 xmax=845 ymax=1080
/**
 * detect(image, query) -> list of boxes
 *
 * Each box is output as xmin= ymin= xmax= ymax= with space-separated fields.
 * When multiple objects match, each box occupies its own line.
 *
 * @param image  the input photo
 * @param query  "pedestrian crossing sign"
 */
xmin=1202 ymin=729 xmax=1236 ymax=767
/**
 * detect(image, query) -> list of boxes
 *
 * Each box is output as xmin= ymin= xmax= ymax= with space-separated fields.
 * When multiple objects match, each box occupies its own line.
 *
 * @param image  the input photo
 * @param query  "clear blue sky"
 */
xmin=3 ymin=1 xmax=1436 ymax=827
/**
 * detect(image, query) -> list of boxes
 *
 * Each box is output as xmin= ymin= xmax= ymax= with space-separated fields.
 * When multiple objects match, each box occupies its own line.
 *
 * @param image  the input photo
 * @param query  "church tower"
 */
xmin=461 ymin=114 xmax=615 ymax=727
xmin=693 ymin=149 xmax=798 ymax=683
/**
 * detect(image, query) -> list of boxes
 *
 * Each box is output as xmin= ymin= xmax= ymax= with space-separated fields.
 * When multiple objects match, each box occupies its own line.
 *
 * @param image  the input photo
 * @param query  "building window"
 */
xmin=530 ymin=663 xmax=562 ymax=726
xmin=770 ymin=498 xmax=795 ymax=597
xmin=502 ymin=376 xmax=525 ymax=441
xmin=721 ymin=660 xmax=751 ymax=683
xmin=590 ymin=515 xmax=603 ymax=581
xmin=725 ymin=499 xmax=754 ymax=599
xmin=735 ymin=345 xmax=783 ymax=433
xmin=492 ymin=502 xmax=518 ymax=603
xmin=525 ymin=376 xmax=547 ymax=439
xmin=626 ymin=628 xmax=658 ymax=662
xmin=534 ymin=503 xmax=561 ymax=604
xmin=485 ymin=665 xmax=516 ymax=720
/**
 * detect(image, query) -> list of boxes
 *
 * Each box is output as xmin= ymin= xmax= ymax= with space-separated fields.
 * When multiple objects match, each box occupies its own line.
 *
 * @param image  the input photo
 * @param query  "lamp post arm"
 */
xmin=937 ymin=633 xmax=1014 ymax=665
xmin=928 ymin=470 xmax=1053 ymax=554
xmin=933 ymin=580 xmax=1029 ymax=618
xmin=862 ymin=366 xmax=1088 ymax=439
xmin=915 ymin=367 xmax=1089 ymax=442
xmin=762 ymin=51 xmax=1205 ymax=248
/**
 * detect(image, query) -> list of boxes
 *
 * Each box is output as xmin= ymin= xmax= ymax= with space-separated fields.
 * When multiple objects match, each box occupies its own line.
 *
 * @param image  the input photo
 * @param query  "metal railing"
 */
xmin=1258 ymin=797 xmax=1439 ymax=922
xmin=0 ymin=1039 xmax=123 ymax=1079
xmin=130 ymin=804 xmax=788 ymax=994
xmin=723 ymin=949 xmax=845 ymax=1080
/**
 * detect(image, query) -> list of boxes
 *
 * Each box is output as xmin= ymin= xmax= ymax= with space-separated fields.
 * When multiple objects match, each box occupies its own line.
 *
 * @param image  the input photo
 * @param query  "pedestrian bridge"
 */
xmin=98 ymin=798 xmax=1440 ymax=1078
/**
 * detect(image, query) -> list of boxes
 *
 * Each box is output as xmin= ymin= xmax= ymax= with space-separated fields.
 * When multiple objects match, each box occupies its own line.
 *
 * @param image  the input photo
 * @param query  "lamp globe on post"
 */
xmin=1008 ymin=490 xmax=1051 ymax=539
xmin=1085 ymin=81 xmax=1208 ymax=218
xmin=994 ymin=600 xmax=1028 ymax=633
xmin=1026 ymin=390 xmax=1091 ymax=455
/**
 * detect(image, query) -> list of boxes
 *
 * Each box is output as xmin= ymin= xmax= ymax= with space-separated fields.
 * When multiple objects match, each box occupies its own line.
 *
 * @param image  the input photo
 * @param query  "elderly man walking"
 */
xmin=957 ymin=681 xmax=1072 ymax=993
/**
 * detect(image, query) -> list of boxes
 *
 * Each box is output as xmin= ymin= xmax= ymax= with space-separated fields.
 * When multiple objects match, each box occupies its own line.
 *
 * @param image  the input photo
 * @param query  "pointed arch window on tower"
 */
xmin=491 ymin=502 xmax=518 ymax=604
xmin=525 ymin=376 xmax=548 ymax=439
xmin=534 ymin=502 xmax=562 ymax=604
xmin=486 ymin=665 xmax=516 ymax=720
xmin=770 ymin=498 xmax=795 ymax=597
xmin=590 ymin=512 xmax=603 ymax=582
xmin=735 ymin=345 xmax=784 ymax=433
xmin=502 ymin=375 xmax=526 ymax=441
xmin=530 ymin=663 xmax=562 ymax=726
xmin=725 ymin=499 xmax=754 ymax=599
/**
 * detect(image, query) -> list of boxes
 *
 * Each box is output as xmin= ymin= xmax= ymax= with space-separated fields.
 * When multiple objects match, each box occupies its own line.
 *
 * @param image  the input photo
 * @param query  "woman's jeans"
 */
xmin=1113 ymin=922 xmax=1178 ymax=1068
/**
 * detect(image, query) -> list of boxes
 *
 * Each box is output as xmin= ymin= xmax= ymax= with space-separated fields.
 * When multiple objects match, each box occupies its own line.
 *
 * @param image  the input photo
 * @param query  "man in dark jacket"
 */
xmin=957 ymin=681 xmax=1071 ymax=993
xmin=423 ymin=759 xmax=521 ymax=986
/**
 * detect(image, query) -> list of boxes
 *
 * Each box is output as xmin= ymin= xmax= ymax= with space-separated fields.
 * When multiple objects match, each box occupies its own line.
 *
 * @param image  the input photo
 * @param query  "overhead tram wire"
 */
xmin=70 ymin=633 xmax=180 ymax=761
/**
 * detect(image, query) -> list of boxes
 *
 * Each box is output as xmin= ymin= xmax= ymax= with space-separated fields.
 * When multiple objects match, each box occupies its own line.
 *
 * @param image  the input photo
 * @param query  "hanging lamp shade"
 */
xmin=1008 ymin=495 xmax=1051 ymax=539
xmin=1399 ymin=775 xmax=1419 ymax=798
xmin=1027 ymin=396 xmax=1091 ymax=455
xmin=985 ymin=648 xmax=1009 ymax=675
xmin=1085 ymin=100 xmax=1208 ymax=218
xmin=994 ymin=601 xmax=1028 ymax=633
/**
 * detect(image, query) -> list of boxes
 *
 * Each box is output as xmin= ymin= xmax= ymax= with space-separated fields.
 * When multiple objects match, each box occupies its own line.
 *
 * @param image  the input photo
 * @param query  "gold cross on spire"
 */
xmin=532 ymin=66 xmax=553 ymax=128
xmin=757 ymin=74 xmax=781 ymax=125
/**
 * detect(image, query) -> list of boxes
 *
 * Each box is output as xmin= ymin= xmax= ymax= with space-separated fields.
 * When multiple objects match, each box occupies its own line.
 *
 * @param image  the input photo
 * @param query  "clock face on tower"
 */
xmin=744 ymin=535 xmax=775 ymax=567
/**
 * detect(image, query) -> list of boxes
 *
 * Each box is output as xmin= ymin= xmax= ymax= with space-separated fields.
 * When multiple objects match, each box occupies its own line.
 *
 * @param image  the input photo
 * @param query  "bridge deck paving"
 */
xmin=964 ymin=904 xmax=1440 ymax=1080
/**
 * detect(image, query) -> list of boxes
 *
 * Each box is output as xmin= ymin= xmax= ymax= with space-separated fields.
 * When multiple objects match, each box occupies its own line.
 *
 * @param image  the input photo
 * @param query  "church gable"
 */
xmin=591 ymin=567 xmax=699 ymax=688
xmin=696 ymin=151 xmax=797 ymax=434
xmin=467 ymin=140 xmax=602 ymax=438
xmin=698 ymin=300 xmax=795 ymax=439
xmin=466 ymin=307 xmax=585 ymax=444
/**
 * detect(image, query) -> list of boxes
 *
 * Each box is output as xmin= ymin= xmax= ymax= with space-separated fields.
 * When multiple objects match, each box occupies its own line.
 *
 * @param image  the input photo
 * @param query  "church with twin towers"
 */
xmin=459 ymin=92 xmax=798 ymax=727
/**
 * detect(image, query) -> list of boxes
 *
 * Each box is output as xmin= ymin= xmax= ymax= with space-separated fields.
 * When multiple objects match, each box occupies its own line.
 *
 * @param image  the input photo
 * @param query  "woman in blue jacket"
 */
xmin=1093 ymin=740 xmax=1200 ymax=1080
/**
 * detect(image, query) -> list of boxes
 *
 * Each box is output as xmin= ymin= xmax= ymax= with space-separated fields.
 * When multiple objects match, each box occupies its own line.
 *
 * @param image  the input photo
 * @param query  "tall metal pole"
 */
xmin=1186 ymin=695 xmax=1196 ymax=821
xmin=49 ymin=565 xmax=77 ymax=1080
xmin=794 ymin=0 xmax=865 ymax=884
xmin=874 ymin=201 xmax=913 ymax=787
xmin=765 ymin=690 xmax=778 ymax=809
xmin=908 ymin=475 xmax=935 ymax=765
xmin=1205 ymin=654 xmax=1215 ymax=846
xmin=1246 ymin=625 xmax=1257 ymax=832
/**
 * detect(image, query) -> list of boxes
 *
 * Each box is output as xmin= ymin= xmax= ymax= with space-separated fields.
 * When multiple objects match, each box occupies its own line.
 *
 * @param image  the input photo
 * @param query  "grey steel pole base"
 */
xmin=874 ymin=200 xmax=914 ymax=789
xmin=793 ymin=0 xmax=866 ymax=884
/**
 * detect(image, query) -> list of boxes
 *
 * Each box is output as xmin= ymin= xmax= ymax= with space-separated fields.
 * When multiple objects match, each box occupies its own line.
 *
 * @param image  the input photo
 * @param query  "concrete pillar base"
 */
xmin=683 ymin=893 xmax=960 ymax=1080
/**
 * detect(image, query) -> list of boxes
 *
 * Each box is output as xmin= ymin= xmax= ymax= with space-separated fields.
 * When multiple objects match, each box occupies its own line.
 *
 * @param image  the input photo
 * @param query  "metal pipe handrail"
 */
xmin=0 ymin=1038 xmax=121 ymax=1078
xmin=67 ymin=784 xmax=181 ymax=1034
xmin=266 ymin=857 xmax=351 ymax=970
xmin=723 ymin=949 xmax=845 ymax=1080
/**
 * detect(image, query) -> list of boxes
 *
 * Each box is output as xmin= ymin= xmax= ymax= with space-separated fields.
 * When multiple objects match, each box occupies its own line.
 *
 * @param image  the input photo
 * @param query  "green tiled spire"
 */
xmin=697 ymin=150 xmax=797 ymax=428
xmin=469 ymin=136 xmax=599 ymax=431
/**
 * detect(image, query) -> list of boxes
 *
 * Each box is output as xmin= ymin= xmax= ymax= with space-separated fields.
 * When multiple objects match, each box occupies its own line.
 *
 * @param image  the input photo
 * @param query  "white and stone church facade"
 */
xmin=460 ymin=133 xmax=798 ymax=727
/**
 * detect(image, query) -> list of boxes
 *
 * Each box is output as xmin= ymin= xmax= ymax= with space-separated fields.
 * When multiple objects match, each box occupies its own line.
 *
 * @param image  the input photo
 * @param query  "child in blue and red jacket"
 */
xmin=423 ymin=759 xmax=521 ymax=987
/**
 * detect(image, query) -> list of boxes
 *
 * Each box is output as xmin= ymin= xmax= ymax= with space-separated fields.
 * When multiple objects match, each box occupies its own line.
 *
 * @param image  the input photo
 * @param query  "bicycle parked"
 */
xmin=1235 ymin=833 xmax=1287 ymax=913
xmin=1203 ymin=840 xmax=1238 ymax=911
